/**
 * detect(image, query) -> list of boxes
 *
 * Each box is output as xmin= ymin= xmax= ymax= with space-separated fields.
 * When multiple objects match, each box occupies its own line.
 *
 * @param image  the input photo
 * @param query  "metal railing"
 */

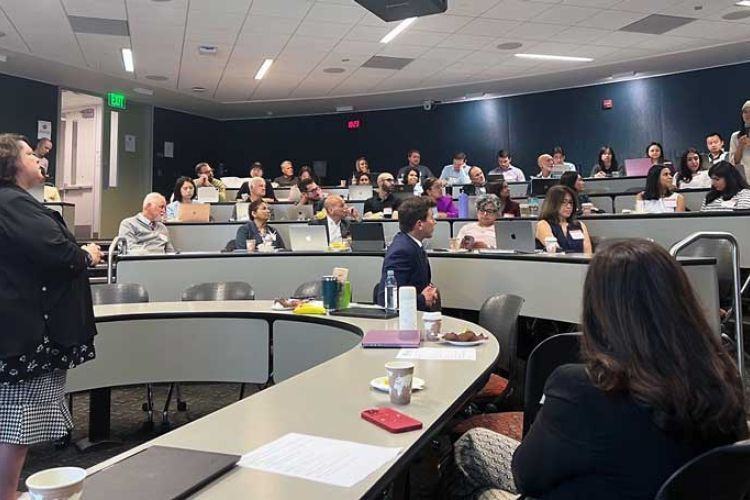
xmin=670 ymin=231 xmax=744 ymax=383
xmin=106 ymin=236 xmax=128 ymax=285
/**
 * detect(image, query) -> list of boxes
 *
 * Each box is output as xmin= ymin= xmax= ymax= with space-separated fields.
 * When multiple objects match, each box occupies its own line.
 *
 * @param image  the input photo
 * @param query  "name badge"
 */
xmin=721 ymin=199 xmax=737 ymax=208
xmin=383 ymin=207 xmax=393 ymax=215
xmin=569 ymin=230 xmax=584 ymax=240
xmin=502 ymin=213 xmax=515 ymax=218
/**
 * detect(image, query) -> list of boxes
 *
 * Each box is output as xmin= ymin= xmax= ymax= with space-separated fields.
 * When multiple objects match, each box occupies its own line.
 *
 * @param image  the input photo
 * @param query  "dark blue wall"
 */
xmin=152 ymin=61 xmax=750 ymax=192
xmin=0 ymin=73 xmax=58 ymax=178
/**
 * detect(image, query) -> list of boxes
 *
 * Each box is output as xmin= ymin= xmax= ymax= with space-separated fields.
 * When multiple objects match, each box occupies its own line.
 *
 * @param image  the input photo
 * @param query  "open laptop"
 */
xmin=288 ymin=225 xmax=329 ymax=251
xmin=495 ymin=220 xmax=537 ymax=253
xmin=392 ymin=184 xmax=416 ymax=201
xmin=178 ymin=203 xmax=211 ymax=223
xmin=196 ymin=186 xmax=219 ymax=203
xmin=271 ymin=204 xmax=314 ymax=221
xmin=529 ymin=177 xmax=557 ymax=197
xmin=623 ymin=158 xmax=652 ymax=177
xmin=350 ymin=222 xmax=385 ymax=252
xmin=348 ymin=185 xmax=374 ymax=201
xmin=486 ymin=173 xmax=505 ymax=183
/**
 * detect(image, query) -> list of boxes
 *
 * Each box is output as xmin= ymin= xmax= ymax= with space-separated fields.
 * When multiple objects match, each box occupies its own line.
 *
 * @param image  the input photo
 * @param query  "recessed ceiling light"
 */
xmin=133 ymin=87 xmax=153 ymax=96
xmin=145 ymin=75 xmax=168 ymax=81
xmin=324 ymin=67 xmax=346 ymax=74
xmin=197 ymin=45 xmax=218 ymax=56
xmin=735 ymin=0 xmax=750 ymax=6
xmin=380 ymin=17 xmax=417 ymax=44
xmin=514 ymin=53 xmax=593 ymax=62
xmin=121 ymin=48 xmax=134 ymax=72
xmin=341 ymin=58 xmax=350 ymax=62
xmin=497 ymin=42 xmax=523 ymax=50
xmin=254 ymin=59 xmax=273 ymax=80
xmin=191 ymin=86 xmax=207 ymax=92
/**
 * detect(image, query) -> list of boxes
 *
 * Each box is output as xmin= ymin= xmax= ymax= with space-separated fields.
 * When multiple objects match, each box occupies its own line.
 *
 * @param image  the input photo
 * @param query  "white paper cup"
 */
xmin=385 ymin=361 xmax=414 ymax=405
xmin=544 ymin=236 xmax=558 ymax=254
xmin=582 ymin=202 xmax=593 ymax=215
xmin=26 ymin=467 xmax=86 ymax=500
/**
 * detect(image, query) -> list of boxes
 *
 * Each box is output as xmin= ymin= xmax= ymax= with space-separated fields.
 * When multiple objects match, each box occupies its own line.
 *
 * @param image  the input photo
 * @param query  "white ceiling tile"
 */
xmin=62 ymin=0 xmax=127 ymax=20
xmin=552 ymin=26 xmax=611 ymax=44
xmin=484 ymin=0 xmax=555 ymax=21
xmin=410 ymin=14 xmax=473 ymax=34
xmin=504 ymin=22 xmax=569 ymax=41
xmin=345 ymin=25 xmax=390 ymax=42
xmin=240 ymin=15 xmax=301 ymax=35
xmin=575 ymin=9 xmax=649 ymax=30
xmin=461 ymin=50 xmax=514 ymax=66
xmin=250 ymin=80 xmax=298 ymax=100
xmin=533 ymin=5 xmax=601 ymax=24
xmin=438 ymin=34 xmax=496 ymax=50
xmin=318 ymin=52 xmax=371 ymax=68
xmin=378 ymin=44 xmax=429 ymax=59
xmin=631 ymin=35 xmax=710 ymax=52
xmin=250 ymin=0 xmax=314 ymax=19
xmin=458 ymin=18 xmax=519 ymax=37
xmin=667 ymin=20 xmax=750 ymax=40
xmin=126 ymin=0 xmax=187 ymax=28
xmin=285 ymin=35 xmax=340 ymax=52
xmin=612 ymin=0 xmax=684 ymax=14
xmin=333 ymin=39 xmax=381 ymax=55
xmin=447 ymin=0 xmax=503 ymax=16
xmin=191 ymin=0 xmax=251 ymax=13
xmin=590 ymin=30 xmax=655 ymax=48
xmin=295 ymin=19 xmax=352 ymax=39
xmin=385 ymin=30 xmax=445 ymax=47
xmin=233 ymin=35 xmax=289 ymax=55
xmin=419 ymin=47 xmax=474 ymax=64
xmin=305 ymin=3 xmax=365 ymax=23
xmin=562 ymin=0 xmax=619 ymax=7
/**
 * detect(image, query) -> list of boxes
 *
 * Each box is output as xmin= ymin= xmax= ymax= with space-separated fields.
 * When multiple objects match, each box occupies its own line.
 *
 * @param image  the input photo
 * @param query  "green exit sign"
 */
xmin=107 ymin=92 xmax=126 ymax=109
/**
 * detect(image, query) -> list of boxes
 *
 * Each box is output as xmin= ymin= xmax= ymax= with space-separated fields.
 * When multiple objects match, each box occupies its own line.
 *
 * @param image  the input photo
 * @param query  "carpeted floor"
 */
xmin=20 ymin=382 xmax=257 ymax=490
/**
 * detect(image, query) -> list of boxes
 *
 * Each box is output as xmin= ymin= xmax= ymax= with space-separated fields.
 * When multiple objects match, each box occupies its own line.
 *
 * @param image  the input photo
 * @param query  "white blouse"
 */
xmin=673 ymin=170 xmax=711 ymax=190
xmin=638 ymin=192 xmax=680 ymax=214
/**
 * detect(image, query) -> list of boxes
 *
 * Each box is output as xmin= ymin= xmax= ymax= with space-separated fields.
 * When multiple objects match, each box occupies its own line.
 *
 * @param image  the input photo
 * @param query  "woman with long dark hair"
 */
xmin=590 ymin=145 xmax=622 ymax=177
xmin=559 ymin=171 xmax=598 ymax=214
xmin=422 ymin=176 xmax=457 ymax=218
xmin=166 ymin=176 xmax=198 ymax=220
xmin=701 ymin=160 xmax=750 ymax=211
xmin=486 ymin=180 xmax=520 ymax=217
xmin=646 ymin=141 xmax=666 ymax=166
xmin=674 ymin=148 xmax=710 ymax=189
xmin=636 ymin=164 xmax=686 ymax=213
xmin=535 ymin=185 xmax=592 ymax=254
xmin=448 ymin=239 xmax=747 ymax=499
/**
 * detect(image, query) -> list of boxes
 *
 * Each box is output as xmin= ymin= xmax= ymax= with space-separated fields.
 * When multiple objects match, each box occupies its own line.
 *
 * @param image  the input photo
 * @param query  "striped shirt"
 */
xmin=700 ymin=189 xmax=750 ymax=211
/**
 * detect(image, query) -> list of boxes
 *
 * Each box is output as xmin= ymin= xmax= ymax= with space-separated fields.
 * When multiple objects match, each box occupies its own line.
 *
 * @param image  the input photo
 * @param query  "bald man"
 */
xmin=311 ymin=195 xmax=361 ymax=243
xmin=363 ymin=172 xmax=401 ymax=219
xmin=117 ymin=192 xmax=175 ymax=254
xmin=533 ymin=154 xmax=554 ymax=179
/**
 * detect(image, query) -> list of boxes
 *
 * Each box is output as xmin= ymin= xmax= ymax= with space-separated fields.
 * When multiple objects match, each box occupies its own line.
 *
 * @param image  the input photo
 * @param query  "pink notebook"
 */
xmin=362 ymin=329 xmax=421 ymax=348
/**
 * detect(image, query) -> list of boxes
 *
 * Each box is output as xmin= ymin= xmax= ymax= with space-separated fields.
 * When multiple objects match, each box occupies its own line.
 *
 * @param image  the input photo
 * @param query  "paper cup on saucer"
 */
xmin=385 ymin=361 xmax=414 ymax=405
xmin=26 ymin=467 xmax=86 ymax=500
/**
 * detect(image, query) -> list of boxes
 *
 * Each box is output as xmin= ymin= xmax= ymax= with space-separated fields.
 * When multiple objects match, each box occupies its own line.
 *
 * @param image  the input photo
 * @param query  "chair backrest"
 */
xmin=522 ymin=332 xmax=582 ymax=436
xmin=222 ymin=239 xmax=237 ymax=253
xmin=655 ymin=440 xmax=750 ymax=500
xmin=478 ymin=295 xmax=525 ymax=376
xmin=677 ymin=239 xmax=733 ymax=306
xmin=294 ymin=280 xmax=322 ymax=299
xmin=181 ymin=281 xmax=255 ymax=301
xmin=91 ymin=283 xmax=149 ymax=306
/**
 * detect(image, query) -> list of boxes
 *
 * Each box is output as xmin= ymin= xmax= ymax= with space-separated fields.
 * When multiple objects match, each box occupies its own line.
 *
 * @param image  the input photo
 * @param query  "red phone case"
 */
xmin=361 ymin=408 xmax=423 ymax=433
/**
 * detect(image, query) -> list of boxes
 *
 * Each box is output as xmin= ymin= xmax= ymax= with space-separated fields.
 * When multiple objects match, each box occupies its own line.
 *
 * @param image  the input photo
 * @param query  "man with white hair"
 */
xmin=117 ymin=192 xmax=175 ymax=254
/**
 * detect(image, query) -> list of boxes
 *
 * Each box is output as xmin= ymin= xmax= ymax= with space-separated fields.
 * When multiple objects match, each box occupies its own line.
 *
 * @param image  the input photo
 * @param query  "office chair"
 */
xmin=293 ymin=280 xmax=322 ymax=299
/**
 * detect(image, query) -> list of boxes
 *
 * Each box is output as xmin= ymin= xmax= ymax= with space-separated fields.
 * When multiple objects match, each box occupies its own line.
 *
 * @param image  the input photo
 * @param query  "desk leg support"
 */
xmin=75 ymin=388 xmax=122 ymax=452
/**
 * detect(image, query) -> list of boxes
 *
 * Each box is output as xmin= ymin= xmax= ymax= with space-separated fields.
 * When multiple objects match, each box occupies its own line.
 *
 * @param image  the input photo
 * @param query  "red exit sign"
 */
xmin=347 ymin=119 xmax=361 ymax=129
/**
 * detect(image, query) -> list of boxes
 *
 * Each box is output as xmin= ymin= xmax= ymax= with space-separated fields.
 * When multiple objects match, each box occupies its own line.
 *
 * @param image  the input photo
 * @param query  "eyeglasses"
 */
xmin=306 ymin=186 xmax=322 ymax=194
xmin=562 ymin=199 xmax=574 ymax=206
xmin=479 ymin=209 xmax=498 ymax=215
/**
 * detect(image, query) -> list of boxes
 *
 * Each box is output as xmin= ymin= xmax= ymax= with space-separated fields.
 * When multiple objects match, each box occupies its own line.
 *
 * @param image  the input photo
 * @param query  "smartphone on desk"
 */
xmin=361 ymin=408 xmax=423 ymax=433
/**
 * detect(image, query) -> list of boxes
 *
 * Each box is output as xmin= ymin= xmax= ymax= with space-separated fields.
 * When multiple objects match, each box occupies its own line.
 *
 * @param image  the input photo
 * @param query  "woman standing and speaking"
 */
xmin=0 ymin=134 xmax=101 ymax=497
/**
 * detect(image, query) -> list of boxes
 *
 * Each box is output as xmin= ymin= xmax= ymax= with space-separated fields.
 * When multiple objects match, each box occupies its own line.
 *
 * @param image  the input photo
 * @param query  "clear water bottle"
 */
xmin=384 ymin=270 xmax=398 ymax=312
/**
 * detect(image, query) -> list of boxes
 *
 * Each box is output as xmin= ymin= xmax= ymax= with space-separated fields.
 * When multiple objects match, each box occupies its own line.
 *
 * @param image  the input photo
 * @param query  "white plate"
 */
xmin=443 ymin=338 xmax=488 ymax=346
xmin=370 ymin=376 xmax=425 ymax=392
xmin=272 ymin=303 xmax=294 ymax=311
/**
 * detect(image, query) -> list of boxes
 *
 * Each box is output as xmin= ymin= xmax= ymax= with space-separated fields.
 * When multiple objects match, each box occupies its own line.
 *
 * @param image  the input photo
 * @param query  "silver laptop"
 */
xmin=288 ymin=225 xmax=329 ymax=251
xmin=495 ymin=220 xmax=537 ymax=253
xmin=348 ymin=185 xmax=374 ymax=201
xmin=271 ymin=204 xmax=314 ymax=221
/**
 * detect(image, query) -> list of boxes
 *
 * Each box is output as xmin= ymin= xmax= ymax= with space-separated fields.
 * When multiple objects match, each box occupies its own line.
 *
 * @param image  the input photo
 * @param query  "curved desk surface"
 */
xmin=114 ymin=252 xmax=719 ymax=331
xmin=83 ymin=302 xmax=498 ymax=499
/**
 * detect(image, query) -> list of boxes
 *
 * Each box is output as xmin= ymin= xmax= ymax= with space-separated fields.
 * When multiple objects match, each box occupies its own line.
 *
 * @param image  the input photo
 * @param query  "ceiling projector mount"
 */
xmin=354 ymin=0 xmax=448 ymax=22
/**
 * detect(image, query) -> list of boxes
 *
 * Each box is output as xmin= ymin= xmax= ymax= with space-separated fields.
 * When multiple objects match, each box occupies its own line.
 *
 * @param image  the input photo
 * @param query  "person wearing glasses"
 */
xmin=296 ymin=177 xmax=326 ymax=213
xmin=535 ymin=185 xmax=592 ymax=254
xmin=193 ymin=162 xmax=226 ymax=202
xmin=364 ymin=173 xmax=401 ymax=219
xmin=455 ymin=194 xmax=502 ymax=249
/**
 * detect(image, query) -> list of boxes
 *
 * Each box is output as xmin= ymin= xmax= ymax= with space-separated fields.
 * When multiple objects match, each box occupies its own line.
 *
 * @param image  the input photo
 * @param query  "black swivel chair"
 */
xmin=293 ymin=280 xmax=322 ymax=300
xmin=655 ymin=440 xmax=750 ymax=500
xmin=522 ymin=332 xmax=582 ymax=437
xmin=161 ymin=281 xmax=256 ymax=424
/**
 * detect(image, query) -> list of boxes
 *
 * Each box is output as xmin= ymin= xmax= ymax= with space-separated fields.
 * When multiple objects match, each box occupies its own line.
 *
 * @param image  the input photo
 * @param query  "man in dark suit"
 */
xmin=310 ymin=195 xmax=360 ymax=244
xmin=376 ymin=197 xmax=440 ymax=311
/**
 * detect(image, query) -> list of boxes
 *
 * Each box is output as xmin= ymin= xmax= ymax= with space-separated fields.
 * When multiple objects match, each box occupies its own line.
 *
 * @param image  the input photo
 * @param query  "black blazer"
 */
xmin=309 ymin=217 xmax=352 ymax=241
xmin=235 ymin=220 xmax=286 ymax=250
xmin=0 ymin=183 xmax=96 ymax=360
xmin=376 ymin=232 xmax=432 ymax=311
xmin=512 ymin=364 xmax=746 ymax=499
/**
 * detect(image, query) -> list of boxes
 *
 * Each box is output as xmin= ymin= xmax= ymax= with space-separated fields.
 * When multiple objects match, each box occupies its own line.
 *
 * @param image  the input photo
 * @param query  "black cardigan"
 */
xmin=0 ymin=183 xmax=97 ymax=359
xmin=512 ymin=364 xmax=747 ymax=500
